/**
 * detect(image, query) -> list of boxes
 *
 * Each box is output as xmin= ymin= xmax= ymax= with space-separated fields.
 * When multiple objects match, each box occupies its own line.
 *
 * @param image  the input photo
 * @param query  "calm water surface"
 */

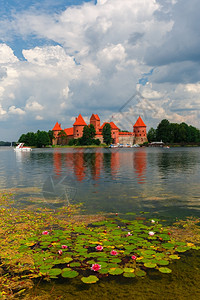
xmin=0 ymin=146 xmax=199 ymax=219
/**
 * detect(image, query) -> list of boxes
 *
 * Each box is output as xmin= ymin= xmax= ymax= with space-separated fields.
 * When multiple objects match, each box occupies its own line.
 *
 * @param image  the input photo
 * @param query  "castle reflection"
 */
xmin=53 ymin=149 xmax=146 ymax=184
xmin=133 ymin=149 xmax=147 ymax=184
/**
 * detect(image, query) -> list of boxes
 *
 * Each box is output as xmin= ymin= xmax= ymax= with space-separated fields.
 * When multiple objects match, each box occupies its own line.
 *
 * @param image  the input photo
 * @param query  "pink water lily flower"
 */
xmin=110 ymin=250 xmax=118 ymax=256
xmin=131 ymin=255 xmax=137 ymax=260
xmin=96 ymin=245 xmax=103 ymax=251
xmin=42 ymin=231 xmax=49 ymax=235
xmin=58 ymin=250 xmax=63 ymax=255
xmin=61 ymin=245 xmax=68 ymax=249
xmin=151 ymin=219 xmax=155 ymax=223
xmin=91 ymin=264 xmax=101 ymax=271
xmin=148 ymin=231 xmax=155 ymax=236
xmin=126 ymin=232 xmax=132 ymax=236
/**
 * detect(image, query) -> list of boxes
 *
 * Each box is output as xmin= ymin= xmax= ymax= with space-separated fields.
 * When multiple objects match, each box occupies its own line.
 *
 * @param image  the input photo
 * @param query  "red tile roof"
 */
xmin=73 ymin=114 xmax=87 ymax=126
xmin=110 ymin=122 xmax=119 ymax=130
xmin=94 ymin=114 xmax=100 ymax=121
xmin=99 ymin=122 xmax=119 ymax=130
xmin=90 ymin=114 xmax=100 ymax=121
xmin=133 ymin=116 xmax=146 ymax=127
xmin=96 ymin=131 xmax=102 ymax=135
xmin=64 ymin=127 xmax=73 ymax=136
xmin=52 ymin=122 xmax=62 ymax=131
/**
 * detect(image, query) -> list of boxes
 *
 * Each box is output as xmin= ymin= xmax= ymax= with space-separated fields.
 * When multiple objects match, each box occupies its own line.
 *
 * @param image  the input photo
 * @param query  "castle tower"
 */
xmin=52 ymin=122 xmax=62 ymax=145
xmin=73 ymin=114 xmax=87 ymax=139
xmin=90 ymin=114 xmax=100 ymax=132
xmin=133 ymin=116 xmax=148 ymax=144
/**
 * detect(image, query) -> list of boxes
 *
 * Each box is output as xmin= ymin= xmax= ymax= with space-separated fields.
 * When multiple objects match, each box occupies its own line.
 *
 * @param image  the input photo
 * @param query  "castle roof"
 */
xmin=64 ymin=127 xmax=73 ymax=136
xmin=99 ymin=122 xmax=119 ymax=130
xmin=73 ymin=114 xmax=87 ymax=126
xmin=52 ymin=122 xmax=62 ymax=131
xmin=133 ymin=116 xmax=146 ymax=127
xmin=90 ymin=114 xmax=100 ymax=121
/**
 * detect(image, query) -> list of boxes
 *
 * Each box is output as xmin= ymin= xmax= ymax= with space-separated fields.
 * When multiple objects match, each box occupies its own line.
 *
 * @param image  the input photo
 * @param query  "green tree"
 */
xmin=58 ymin=130 xmax=67 ymax=145
xmin=156 ymin=119 xmax=171 ymax=143
xmin=147 ymin=127 xmax=157 ymax=142
xmin=102 ymin=123 xmax=112 ymax=145
xmin=78 ymin=124 xmax=96 ymax=145
xmin=36 ymin=130 xmax=50 ymax=148
xmin=48 ymin=130 xmax=55 ymax=144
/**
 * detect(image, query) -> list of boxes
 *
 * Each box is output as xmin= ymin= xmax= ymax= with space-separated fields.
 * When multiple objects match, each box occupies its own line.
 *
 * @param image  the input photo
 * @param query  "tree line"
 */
xmin=147 ymin=119 xmax=200 ymax=144
xmin=18 ymin=130 xmax=54 ymax=148
xmin=17 ymin=123 xmax=113 ymax=147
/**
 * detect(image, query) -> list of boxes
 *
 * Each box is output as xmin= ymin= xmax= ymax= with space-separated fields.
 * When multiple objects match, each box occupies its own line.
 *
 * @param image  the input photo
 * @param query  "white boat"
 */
xmin=132 ymin=144 xmax=140 ymax=148
xmin=14 ymin=143 xmax=32 ymax=151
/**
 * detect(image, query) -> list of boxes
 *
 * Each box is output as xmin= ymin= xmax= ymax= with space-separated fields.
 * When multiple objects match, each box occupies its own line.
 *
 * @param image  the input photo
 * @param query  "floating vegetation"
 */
xmin=0 ymin=192 xmax=200 ymax=298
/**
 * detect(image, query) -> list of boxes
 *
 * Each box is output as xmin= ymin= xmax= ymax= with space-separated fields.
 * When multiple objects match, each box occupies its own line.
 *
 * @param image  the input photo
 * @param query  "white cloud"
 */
xmin=35 ymin=115 xmax=43 ymax=120
xmin=25 ymin=98 xmax=44 ymax=111
xmin=0 ymin=104 xmax=6 ymax=116
xmin=8 ymin=106 xmax=25 ymax=115
xmin=0 ymin=44 xmax=18 ymax=64
xmin=0 ymin=0 xmax=200 ymax=140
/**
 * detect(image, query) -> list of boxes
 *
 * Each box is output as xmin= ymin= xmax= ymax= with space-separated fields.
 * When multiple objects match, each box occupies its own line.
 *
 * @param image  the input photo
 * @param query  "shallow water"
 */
xmin=28 ymin=250 xmax=200 ymax=300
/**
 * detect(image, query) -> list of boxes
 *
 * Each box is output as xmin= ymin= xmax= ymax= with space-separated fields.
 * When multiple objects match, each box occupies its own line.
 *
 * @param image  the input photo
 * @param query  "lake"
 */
xmin=1 ymin=146 xmax=200 ymax=299
xmin=0 ymin=146 xmax=200 ymax=220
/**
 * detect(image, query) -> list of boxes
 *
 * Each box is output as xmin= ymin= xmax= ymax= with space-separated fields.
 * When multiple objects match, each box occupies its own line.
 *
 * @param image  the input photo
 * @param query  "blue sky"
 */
xmin=0 ymin=0 xmax=200 ymax=141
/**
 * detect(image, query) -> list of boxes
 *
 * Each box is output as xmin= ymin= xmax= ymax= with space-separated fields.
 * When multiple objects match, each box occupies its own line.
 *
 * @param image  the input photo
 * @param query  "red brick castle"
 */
xmin=52 ymin=114 xmax=147 ymax=145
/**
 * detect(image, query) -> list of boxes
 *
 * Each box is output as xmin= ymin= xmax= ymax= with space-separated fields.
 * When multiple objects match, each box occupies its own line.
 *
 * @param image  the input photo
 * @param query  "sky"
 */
xmin=0 ymin=0 xmax=200 ymax=141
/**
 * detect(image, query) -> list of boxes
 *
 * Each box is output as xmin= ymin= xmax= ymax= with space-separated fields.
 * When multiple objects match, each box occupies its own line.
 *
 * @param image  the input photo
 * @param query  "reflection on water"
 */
xmin=0 ymin=147 xmax=200 ymax=219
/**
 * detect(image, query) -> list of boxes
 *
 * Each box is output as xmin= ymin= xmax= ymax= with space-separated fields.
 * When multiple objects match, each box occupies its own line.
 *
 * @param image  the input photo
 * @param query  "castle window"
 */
xmin=77 ymin=134 xmax=79 ymax=136
xmin=140 ymin=134 xmax=141 ymax=136
xmin=77 ymin=130 xmax=78 ymax=132
xmin=138 ymin=130 xmax=139 ymax=133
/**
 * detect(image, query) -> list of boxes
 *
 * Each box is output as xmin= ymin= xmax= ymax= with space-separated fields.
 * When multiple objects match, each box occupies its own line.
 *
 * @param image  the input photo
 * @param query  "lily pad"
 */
xmin=81 ymin=275 xmax=99 ymax=284
xmin=135 ymin=270 xmax=146 ymax=277
xmin=70 ymin=262 xmax=81 ymax=267
xmin=123 ymin=272 xmax=136 ymax=278
xmin=63 ymin=257 xmax=73 ymax=263
xmin=123 ymin=268 xmax=134 ymax=273
xmin=62 ymin=270 xmax=79 ymax=278
xmin=158 ymin=267 xmax=172 ymax=273
xmin=169 ymin=255 xmax=180 ymax=260
xmin=157 ymin=260 xmax=169 ymax=266
xmin=48 ymin=268 xmax=62 ymax=277
xmin=144 ymin=262 xmax=157 ymax=268
xmin=108 ymin=268 xmax=123 ymax=275
xmin=98 ymin=268 xmax=109 ymax=274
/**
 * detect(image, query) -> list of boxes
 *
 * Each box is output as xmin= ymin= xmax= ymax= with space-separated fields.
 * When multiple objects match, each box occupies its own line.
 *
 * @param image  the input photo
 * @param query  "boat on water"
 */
xmin=14 ymin=143 xmax=32 ymax=152
xmin=109 ymin=143 xmax=140 ymax=148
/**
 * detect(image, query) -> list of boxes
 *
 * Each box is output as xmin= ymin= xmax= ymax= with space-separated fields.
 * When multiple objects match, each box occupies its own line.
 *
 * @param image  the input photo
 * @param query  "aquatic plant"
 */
xmin=1 ymin=191 xmax=200 ymax=298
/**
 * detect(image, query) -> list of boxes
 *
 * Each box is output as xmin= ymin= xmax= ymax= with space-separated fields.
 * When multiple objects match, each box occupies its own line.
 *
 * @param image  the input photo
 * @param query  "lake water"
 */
xmin=0 ymin=146 xmax=200 ymax=220
xmin=1 ymin=146 xmax=200 ymax=299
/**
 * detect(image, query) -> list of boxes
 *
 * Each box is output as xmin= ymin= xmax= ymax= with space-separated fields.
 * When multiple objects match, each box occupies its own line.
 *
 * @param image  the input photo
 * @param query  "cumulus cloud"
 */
xmin=0 ymin=44 xmax=19 ymax=64
xmin=8 ymin=106 xmax=25 ymax=115
xmin=25 ymin=98 xmax=44 ymax=111
xmin=0 ymin=0 xmax=199 ymax=140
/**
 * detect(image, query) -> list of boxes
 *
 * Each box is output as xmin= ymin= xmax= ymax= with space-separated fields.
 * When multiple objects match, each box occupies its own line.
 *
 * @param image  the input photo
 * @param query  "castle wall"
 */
xmin=73 ymin=125 xmax=85 ymax=139
xmin=95 ymin=135 xmax=104 ymax=143
xmin=118 ymin=135 xmax=134 ymax=145
xmin=134 ymin=126 xmax=148 ymax=144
